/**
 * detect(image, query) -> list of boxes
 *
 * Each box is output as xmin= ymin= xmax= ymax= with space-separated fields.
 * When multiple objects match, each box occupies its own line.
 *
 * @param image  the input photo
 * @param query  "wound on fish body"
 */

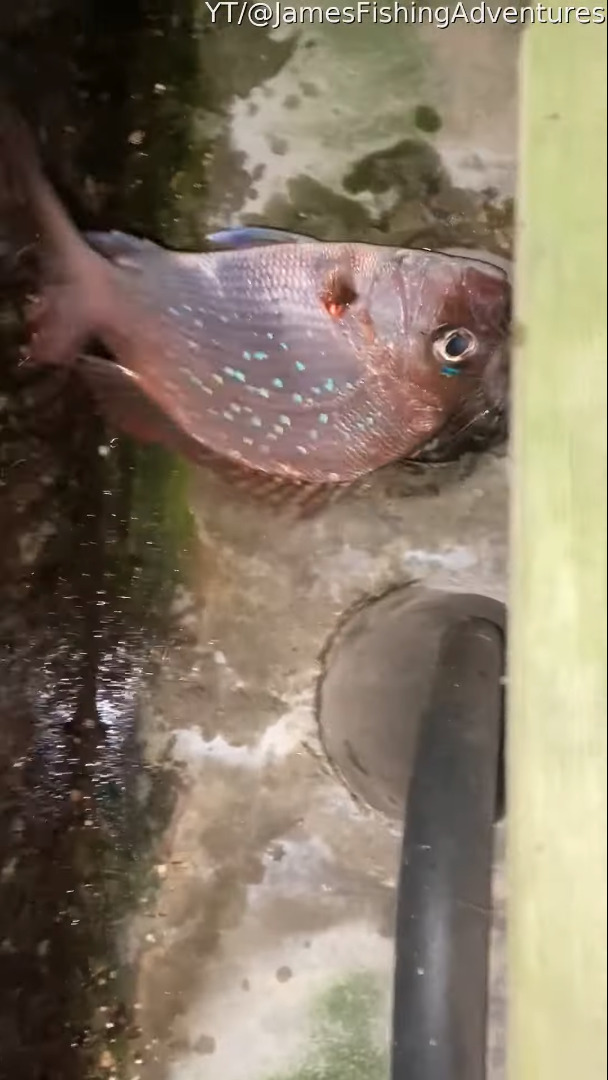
xmin=0 ymin=105 xmax=511 ymax=509
xmin=320 ymin=268 xmax=359 ymax=321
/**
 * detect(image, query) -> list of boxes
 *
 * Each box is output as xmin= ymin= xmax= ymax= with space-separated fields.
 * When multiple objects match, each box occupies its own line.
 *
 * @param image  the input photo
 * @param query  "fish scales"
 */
xmin=86 ymin=239 xmax=405 ymax=475
xmin=1 ymin=104 xmax=511 ymax=494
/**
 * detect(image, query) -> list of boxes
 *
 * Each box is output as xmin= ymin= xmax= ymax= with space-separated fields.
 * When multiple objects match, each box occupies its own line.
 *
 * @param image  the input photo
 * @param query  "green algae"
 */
xmin=248 ymin=175 xmax=376 ymax=242
xmin=413 ymin=103 xmax=442 ymax=133
xmin=266 ymin=972 xmax=389 ymax=1080
xmin=251 ymin=136 xmax=514 ymax=257
xmin=343 ymin=137 xmax=444 ymax=200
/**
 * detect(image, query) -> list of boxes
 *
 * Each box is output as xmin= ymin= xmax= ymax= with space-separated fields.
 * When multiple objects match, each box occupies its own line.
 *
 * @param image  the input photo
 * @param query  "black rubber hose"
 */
xmin=390 ymin=615 xmax=504 ymax=1080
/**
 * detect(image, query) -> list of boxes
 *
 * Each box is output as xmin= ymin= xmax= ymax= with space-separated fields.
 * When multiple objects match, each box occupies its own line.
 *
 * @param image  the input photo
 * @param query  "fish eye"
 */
xmin=432 ymin=326 xmax=478 ymax=370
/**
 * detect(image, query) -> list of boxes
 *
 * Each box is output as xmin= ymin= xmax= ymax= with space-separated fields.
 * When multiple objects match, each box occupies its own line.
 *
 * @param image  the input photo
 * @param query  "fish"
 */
xmin=0 ymin=104 xmax=511 ymax=506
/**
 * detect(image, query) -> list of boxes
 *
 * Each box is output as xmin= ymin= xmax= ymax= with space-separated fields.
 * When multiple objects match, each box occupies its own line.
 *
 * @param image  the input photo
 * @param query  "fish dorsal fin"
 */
xmin=85 ymin=230 xmax=163 ymax=263
xmin=205 ymin=226 xmax=317 ymax=250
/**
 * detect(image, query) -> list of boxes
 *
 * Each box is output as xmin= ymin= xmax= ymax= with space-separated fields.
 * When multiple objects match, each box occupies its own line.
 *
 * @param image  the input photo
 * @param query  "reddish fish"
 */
xmin=1 ymin=107 xmax=510 ymax=498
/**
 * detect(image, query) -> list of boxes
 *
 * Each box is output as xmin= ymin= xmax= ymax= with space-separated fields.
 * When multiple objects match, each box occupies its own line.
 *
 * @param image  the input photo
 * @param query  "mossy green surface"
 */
xmin=266 ymin=973 xmax=389 ymax=1080
xmin=413 ymin=104 xmax=442 ymax=134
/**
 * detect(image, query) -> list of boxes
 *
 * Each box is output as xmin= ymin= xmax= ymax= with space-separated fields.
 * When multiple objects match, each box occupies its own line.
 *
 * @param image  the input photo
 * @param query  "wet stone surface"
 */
xmin=0 ymin=298 xmax=182 ymax=1078
xmin=1 ymin=5 xmax=515 ymax=1078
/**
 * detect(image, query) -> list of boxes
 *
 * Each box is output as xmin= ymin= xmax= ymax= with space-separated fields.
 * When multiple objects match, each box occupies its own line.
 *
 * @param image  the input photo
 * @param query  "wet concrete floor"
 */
xmin=0 ymin=5 xmax=516 ymax=1078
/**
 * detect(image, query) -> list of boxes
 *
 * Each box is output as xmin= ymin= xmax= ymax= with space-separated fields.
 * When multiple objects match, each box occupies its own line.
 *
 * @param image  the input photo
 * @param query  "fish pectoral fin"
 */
xmin=206 ymin=456 xmax=354 ymax=518
xmin=206 ymin=226 xmax=317 ymax=250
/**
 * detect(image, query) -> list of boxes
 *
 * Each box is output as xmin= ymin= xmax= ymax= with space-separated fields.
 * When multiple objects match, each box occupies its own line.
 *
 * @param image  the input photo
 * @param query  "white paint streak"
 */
xmin=403 ymin=545 xmax=477 ymax=572
xmin=171 ymin=702 xmax=315 ymax=771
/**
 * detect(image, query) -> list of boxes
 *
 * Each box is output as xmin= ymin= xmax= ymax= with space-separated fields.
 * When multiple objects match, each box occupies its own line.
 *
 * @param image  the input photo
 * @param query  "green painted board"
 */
xmin=508 ymin=21 xmax=607 ymax=1080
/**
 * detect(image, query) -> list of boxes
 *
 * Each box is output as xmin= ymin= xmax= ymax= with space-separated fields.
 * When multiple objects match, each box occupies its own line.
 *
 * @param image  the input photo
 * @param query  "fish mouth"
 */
xmin=482 ymin=333 xmax=511 ymax=410
xmin=411 ymin=335 xmax=511 ymax=466
xmin=411 ymin=397 xmax=509 ymax=464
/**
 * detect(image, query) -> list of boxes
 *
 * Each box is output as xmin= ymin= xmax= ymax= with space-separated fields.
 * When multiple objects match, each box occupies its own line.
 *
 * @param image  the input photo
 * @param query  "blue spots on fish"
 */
xmin=195 ymin=308 xmax=364 ymax=463
xmin=223 ymin=366 xmax=247 ymax=382
xmin=441 ymin=365 xmax=461 ymax=377
xmin=238 ymin=347 xmax=345 ymax=407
